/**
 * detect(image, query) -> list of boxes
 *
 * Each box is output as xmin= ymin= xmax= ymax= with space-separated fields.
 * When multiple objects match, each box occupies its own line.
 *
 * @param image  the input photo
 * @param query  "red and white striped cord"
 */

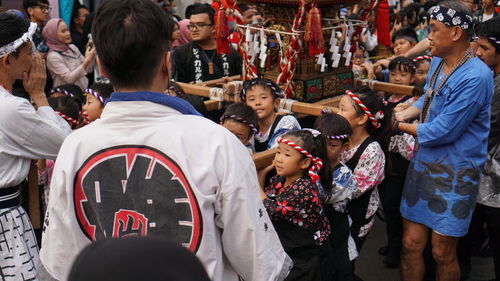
xmin=277 ymin=137 xmax=323 ymax=183
xmin=413 ymin=55 xmax=432 ymax=62
xmin=56 ymin=111 xmax=79 ymax=126
xmin=345 ymin=90 xmax=381 ymax=129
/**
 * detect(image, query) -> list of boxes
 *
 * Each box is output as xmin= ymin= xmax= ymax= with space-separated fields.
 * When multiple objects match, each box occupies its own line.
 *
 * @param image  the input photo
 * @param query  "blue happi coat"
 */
xmin=400 ymin=56 xmax=494 ymax=237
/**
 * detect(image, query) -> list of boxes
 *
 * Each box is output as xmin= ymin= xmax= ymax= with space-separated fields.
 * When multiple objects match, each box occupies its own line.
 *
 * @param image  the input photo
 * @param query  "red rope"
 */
xmin=277 ymin=137 xmax=323 ymax=183
xmin=56 ymin=111 xmax=79 ymax=126
xmin=345 ymin=90 xmax=381 ymax=129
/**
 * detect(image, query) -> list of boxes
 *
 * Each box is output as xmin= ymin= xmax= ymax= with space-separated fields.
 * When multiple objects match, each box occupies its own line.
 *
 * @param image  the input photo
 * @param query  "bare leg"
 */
xmin=401 ymin=219 xmax=429 ymax=281
xmin=431 ymin=232 xmax=460 ymax=281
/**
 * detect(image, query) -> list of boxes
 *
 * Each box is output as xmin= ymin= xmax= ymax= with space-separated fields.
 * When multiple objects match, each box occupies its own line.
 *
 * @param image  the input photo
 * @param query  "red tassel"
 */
xmin=215 ymin=7 xmax=231 ymax=55
xmin=376 ymin=0 xmax=391 ymax=47
xmin=304 ymin=6 xmax=325 ymax=56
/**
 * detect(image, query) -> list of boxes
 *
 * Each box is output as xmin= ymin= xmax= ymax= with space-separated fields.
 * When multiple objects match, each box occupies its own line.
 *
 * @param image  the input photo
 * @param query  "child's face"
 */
xmin=338 ymin=95 xmax=365 ymax=129
xmin=326 ymin=139 xmax=348 ymax=166
xmin=352 ymin=49 xmax=365 ymax=66
xmin=222 ymin=119 xmax=252 ymax=145
xmin=245 ymin=85 xmax=279 ymax=121
xmin=415 ymin=61 xmax=430 ymax=87
xmin=393 ymin=38 xmax=416 ymax=56
xmin=83 ymin=94 xmax=104 ymax=122
xmin=274 ymin=137 xmax=310 ymax=179
xmin=389 ymin=67 xmax=415 ymax=86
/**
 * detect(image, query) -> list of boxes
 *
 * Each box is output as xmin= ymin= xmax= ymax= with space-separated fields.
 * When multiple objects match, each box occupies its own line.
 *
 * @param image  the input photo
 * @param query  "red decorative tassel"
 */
xmin=215 ymin=7 xmax=231 ymax=55
xmin=304 ymin=5 xmax=325 ymax=56
xmin=376 ymin=0 xmax=391 ymax=47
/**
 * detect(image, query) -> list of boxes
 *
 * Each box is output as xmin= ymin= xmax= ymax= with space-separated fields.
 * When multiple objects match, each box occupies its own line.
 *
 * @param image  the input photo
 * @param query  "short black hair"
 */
xmin=92 ymin=0 xmax=173 ymax=89
xmin=185 ymin=3 xmax=203 ymax=19
xmin=88 ymin=82 xmax=114 ymax=107
xmin=22 ymin=0 xmax=49 ymax=13
xmin=475 ymin=17 xmax=500 ymax=54
xmin=71 ymin=4 xmax=88 ymax=25
xmin=50 ymin=83 xmax=85 ymax=108
xmin=221 ymin=103 xmax=258 ymax=132
xmin=0 ymin=13 xmax=30 ymax=57
xmin=314 ymin=114 xmax=353 ymax=144
xmin=392 ymin=27 xmax=418 ymax=43
xmin=189 ymin=4 xmax=215 ymax=25
xmin=179 ymin=95 xmax=207 ymax=117
xmin=389 ymin=56 xmax=416 ymax=74
xmin=237 ymin=4 xmax=250 ymax=13
xmin=48 ymin=95 xmax=81 ymax=128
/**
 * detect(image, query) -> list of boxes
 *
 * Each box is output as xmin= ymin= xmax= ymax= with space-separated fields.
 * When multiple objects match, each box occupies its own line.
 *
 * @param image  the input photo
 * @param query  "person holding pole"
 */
xmin=394 ymin=1 xmax=494 ymax=280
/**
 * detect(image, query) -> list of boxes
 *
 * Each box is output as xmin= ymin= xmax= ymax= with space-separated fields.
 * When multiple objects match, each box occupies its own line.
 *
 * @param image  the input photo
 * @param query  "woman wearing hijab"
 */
xmin=43 ymin=18 xmax=96 ymax=90
xmin=68 ymin=237 xmax=211 ymax=281
xmin=172 ymin=18 xmax=191 ymax=48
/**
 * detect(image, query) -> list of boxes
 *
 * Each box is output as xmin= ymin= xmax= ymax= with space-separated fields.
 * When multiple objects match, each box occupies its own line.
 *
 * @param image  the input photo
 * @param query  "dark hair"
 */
xmin=439 ymin=0 xmax=474 ymax=40
xmin=404 ymin=3 xmax=421 ymax=28
xmin=221 ymin=103 xmax=258 ymax=133
xmin=241 ymin=78 xmax=284 ymax=101
xmin=189 ymin=4 xmax=215 ymax=25
xmin=389 ymin=56 xmax=416 ymax=74
xmin=92 ymin=0 xmax=173 ymax=89
xmin=237 ymin=4 xmax=250 ymax=13
xmin=71 ymin=4 xmax=88 ymax=29
xmin=281 ymin=130 xmax=333 ymax=198
xmin=414 ymin=57 xmax=431 ymax=67
xmin=314 ymin=114 xmax=353 ymax=144
xmin=48 ymin=95 xmax=81 ymax=129
xmin=168 ymin=81 xmax=185 ymax=96
xmin=50 ymin=84 xmax=85 ymax=108
xmin=347 ymin=87 xmax=393 ymax=152
xmin=0 ymin=13 xmax=30 ymax=58
xmin=88 ymin=82 xmax=114 ymax=107
xmin=22 ymin=0 xmax=49 ymax=13
xmin=185 ymin=3 xmax=203 ymax=19
xmin=475 ymin=17 xmax=500 ymax=54
xmin=392 ymin=27 xmax=418 ymax=43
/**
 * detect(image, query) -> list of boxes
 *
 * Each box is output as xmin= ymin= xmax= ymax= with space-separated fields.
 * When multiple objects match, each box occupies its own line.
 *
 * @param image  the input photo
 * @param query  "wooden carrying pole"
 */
xmin=355 ymin=79 xmax=420 ymax=96
xmin=27 ymin=161 xmax=41 ymax=229
xmin=196 ymin=75 xmax=242 ymax=87
xmin=177 ymin=82 xmax=338 ymax=117
xmin=253 ymin=148 xmax=277 ymax=170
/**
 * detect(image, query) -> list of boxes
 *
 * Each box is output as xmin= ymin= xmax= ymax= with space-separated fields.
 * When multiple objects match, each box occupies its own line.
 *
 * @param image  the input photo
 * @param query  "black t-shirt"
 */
xmin=172 ymin=42 xmax=242 ymax=83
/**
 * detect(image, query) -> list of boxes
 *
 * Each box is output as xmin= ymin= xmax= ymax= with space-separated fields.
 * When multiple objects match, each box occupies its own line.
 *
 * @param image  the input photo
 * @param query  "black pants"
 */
xmin=459 ymin=203 xmax=500 ymax=281
xmin=378 ymin=175 xmax=405 ymax=258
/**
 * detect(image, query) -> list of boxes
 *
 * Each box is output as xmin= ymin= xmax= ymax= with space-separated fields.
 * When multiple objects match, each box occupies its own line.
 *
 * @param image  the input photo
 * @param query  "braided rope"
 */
xmin=50 ymin=88 xmax=74 ymax=97
xmin=81 ymin=110 xmax=90 ymax=124
xmin=413 ymin=55 xmax=432 ymax=62
xmin=328 ymin=134 xmax=350 ymax=140
xmin=240 ymin=80 xmax=284 ymax=101
xmin=345 ymin=90 xmax=381 ymax=129
xmin=277 ymin=137 xmax=323 ymax=183
xmin=276 ymin=0 xmax=310 ymax=98
xmin=85 ymin=88 xmax=106 ymax=104
xmin=56 ymin=111 xmax=79 ymax=126
xmin=220 ymin=114 xmax=259 ymax=135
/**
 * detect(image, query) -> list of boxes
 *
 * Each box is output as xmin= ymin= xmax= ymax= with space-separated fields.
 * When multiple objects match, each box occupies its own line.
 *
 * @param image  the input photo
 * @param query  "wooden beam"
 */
xmin=178 ymin=82 xmax=338 ymax=117
xmin=196 ymin=75 xmax=242 ymax=87
xmin=28 ymin=161 xmax=41 ymax=229
xmin=204 ymin=100 xmax=221 ymax=111
xmin=253 ymin=148 xmax=277 ymax=170
xmin=355 ymin=79 xmax=420 ymax=96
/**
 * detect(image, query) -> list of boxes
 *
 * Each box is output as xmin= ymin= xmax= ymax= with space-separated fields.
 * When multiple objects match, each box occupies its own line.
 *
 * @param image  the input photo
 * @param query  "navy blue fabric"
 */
xmin=106 ymin=91 xmax=202 ymax=116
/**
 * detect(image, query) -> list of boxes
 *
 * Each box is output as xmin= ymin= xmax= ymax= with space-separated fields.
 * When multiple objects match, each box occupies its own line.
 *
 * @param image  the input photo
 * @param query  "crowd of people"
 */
xmin=0 ymin=0 xmax=499 ymax=280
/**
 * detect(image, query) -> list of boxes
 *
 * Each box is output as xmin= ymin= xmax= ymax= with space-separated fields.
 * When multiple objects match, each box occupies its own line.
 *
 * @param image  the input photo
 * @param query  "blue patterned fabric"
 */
xmin=401 ymin=57 xmax=494 ymax=237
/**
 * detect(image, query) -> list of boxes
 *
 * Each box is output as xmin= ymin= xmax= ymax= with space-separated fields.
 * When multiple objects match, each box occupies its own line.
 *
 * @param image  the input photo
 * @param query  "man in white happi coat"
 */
xmin=37 ymin=1 xmax=292 ymax=281
xmin=0 ymin=13 xmax=71 ymax=280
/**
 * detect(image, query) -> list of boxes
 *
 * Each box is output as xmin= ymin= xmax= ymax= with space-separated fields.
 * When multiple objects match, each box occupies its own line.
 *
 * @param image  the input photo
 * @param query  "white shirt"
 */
xmin=0 ymin=86 xmax=71 ymax=188
xmin=39 ymin=100 xmax=292 ymax=281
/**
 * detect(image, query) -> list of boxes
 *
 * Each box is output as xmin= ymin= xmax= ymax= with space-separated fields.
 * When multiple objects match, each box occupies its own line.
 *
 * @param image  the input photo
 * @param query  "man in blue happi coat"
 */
xmin=394 ymin=1 xmax=494 ymax=280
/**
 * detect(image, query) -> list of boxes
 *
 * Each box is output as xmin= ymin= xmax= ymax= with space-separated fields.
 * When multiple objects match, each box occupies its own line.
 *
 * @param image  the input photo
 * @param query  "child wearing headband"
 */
xmin=83 ymin=82 xmax=113 ymax=122
xmin=314 ymin=113 xmax=358 ymax=280
xmin=220 ymin=103 xmax=259 ymax=154
xmin=258 ymin=129 xmax=332 ymax=281
xmin=49 ymin=84 xmax=85 ymax=108
xmin=337 ymin=87 xmax=392 ymax=257
xmin=38 ymin=95 xmax=81 ymax=211
xmin=241 ymin=78 xmax=301 ymax=153
xmin=413 ymin=55 xmax=432 ymax=89
xmin=377 ymin=56 xmax=419 ymax=268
